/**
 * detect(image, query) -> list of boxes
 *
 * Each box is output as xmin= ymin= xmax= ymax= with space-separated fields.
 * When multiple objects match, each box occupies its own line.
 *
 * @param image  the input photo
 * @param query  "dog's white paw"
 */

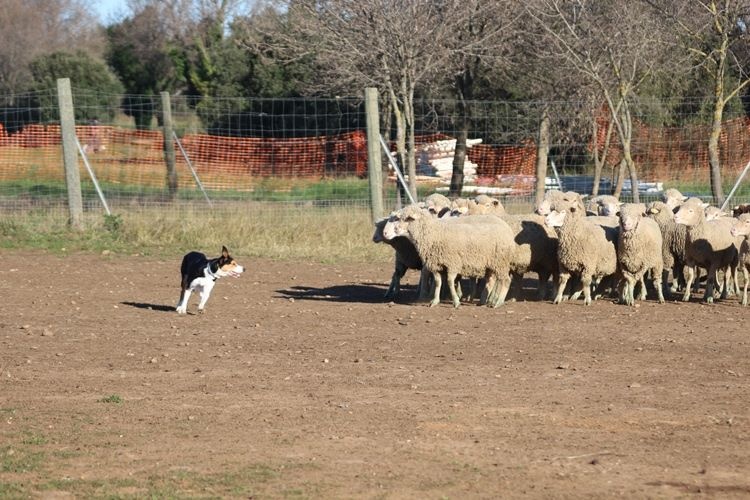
xmin=176 ymin=306 xmax=187 ymax=314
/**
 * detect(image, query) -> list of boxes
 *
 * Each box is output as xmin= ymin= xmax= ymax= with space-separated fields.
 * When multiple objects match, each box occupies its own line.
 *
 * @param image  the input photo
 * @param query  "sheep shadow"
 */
xmin=120 ymin=301 xmax=176 ymax=312
xmin=277 ymin=283 xmax=417 ymax=304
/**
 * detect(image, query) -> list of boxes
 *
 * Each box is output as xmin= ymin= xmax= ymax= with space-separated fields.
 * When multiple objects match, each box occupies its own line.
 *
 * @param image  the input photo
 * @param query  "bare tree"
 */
xmin=245 ymin=0 xmax=488 ymax=200
xmin=527 ymin=0 xmax=673 ymax=203
xmin=647 ymin=0 xmax=750 ymax=205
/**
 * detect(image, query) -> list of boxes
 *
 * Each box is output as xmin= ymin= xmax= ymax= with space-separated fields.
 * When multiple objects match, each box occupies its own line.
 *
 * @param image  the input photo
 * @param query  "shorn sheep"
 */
xmin=674 ymin=197 xmax=738 ymax=303
xmin=545 ymin=207 xmax=618 ymax=305
xmin=617 ymin=203 xmax=665 ymax=305
xmin=730 ymin=213 xmax=750 ymax=306
xmin=383 ymin=204 xmax=516 ymax=308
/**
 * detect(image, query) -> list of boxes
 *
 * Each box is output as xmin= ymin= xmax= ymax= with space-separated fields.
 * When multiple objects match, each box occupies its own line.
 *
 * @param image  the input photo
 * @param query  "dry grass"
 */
xmin=0 ymin=202 xmax=393 ymax=264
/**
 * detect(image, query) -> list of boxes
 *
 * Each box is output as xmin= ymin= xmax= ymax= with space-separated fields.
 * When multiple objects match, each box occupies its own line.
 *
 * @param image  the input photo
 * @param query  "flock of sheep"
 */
xmin=372 ymin=188 xmax=750 ymax=307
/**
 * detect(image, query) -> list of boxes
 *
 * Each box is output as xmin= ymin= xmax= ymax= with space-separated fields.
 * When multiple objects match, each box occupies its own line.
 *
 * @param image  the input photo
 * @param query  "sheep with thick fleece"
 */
xmin=472 ymin=194 xmax=506 ymax=216
xmin=372 ymin=216 xmax=425 ymax=300
xmin=617 ymin=203 xmax=665 ymax=305
xmin=545 ymin=208 xmax=618 ymax=305
xmin=383 ymin=204 xmax=516 ymax=308
xmin=674 ymin=197 xmax=739 ymax=303
xmin=646 ymin=200 xmax=688 ymax=293
xmin=730 ymin=214 xmax=750 ymax=306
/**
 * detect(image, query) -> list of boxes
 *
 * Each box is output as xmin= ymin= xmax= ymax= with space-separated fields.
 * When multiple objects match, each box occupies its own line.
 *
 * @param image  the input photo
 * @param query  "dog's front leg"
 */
xmin=197 ymin=281 xmax=215 ymax=313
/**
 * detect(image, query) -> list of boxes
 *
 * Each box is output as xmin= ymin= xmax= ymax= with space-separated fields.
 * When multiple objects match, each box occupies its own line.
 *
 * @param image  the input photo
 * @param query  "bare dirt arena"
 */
xmin=1 ymin=250 xmax=749 ymax=498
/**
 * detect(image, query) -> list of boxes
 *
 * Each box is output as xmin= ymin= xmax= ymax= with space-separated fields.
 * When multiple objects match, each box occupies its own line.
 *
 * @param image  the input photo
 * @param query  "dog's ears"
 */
xmin=221 ymin=245 xmax=229 ymax=257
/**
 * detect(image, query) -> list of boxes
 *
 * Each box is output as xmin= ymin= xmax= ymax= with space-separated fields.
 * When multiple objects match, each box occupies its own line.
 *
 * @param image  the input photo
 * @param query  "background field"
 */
xmin=1 ymin=251 xmax=749 ymax=499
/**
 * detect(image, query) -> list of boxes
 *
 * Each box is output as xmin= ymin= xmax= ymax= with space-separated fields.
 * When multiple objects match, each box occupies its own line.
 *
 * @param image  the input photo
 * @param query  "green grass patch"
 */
xmin=98 ymin=394 xmax=123 ymax=404
xmin=1 ymin=446 xmax=45 ymax=473
xmin=21 ymin=432 xmax=47 ymax=446
xmin=0 ymin=482 xmax=25 ymax=499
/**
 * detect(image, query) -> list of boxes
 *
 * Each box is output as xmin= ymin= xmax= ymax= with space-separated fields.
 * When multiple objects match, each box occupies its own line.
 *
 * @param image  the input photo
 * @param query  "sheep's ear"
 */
xmin=492 ymin=200 xmax=500 ymax=206
xmin=404 ymin=215 xmax=415 ymax=222
xmin=580 ymin=194 xmax=589 ymax=200
xmin=701 ymin=203 xmax=710 ymax=209
xmin=437 ymin=207 xmax=451 ymax=218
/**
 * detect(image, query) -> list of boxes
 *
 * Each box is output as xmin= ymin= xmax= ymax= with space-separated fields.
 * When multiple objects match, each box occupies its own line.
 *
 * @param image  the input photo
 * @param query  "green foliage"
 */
xmin=27 ymin=51 xmax=124 ymax=123
xmin=98 ymin=394 xmax=123 ymax=404
xmin=103 ymin=214 xmax=124 ymax=234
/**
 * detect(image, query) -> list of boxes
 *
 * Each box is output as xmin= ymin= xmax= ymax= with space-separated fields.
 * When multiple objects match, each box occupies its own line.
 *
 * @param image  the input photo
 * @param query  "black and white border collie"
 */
xmin=176 ymin=246 xmax=244 ymax=314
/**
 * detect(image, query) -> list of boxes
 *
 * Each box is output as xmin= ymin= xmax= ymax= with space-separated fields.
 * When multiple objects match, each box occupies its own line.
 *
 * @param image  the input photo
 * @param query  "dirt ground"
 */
xmin=1 ymin=250 xmax=749 ymax=499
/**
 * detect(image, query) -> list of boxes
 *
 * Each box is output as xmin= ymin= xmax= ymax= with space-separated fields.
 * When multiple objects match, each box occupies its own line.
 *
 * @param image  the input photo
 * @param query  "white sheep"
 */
xmin=617 ymin=203 xmax=665 ymax=305
xmin=372 ymin=216 xmax=425 ymax=300
xmin=472 ymin=194 xmax=506 ymax=216
xmin=730 ymin=213 xmax=750 ymax=306
xmin=646 ymin=200 xmax=688 ymax=294
xmin=674 ymin=197 xmax=739 ymax=303
xmin=383 ymin=204 xmax=516 ymax=308
xmin=545 ymin=208 xmax=619 ymax=305
xmin=704 ymin=205 xmax=729 ymax=221
xmin=424 ymin=193 xmax=452 ymax=217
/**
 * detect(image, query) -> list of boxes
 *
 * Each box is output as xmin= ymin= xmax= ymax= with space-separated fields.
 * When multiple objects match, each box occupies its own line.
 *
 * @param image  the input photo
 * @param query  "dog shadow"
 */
xmin=120 ymin=301 xmax=176 ymax=312
xmin=276 ymin=283 xmax=409 ymax=303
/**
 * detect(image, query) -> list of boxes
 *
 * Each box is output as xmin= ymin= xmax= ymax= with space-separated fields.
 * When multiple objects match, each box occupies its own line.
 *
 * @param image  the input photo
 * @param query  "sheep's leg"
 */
xmin=429 ymin=271 xmax=442 ymax=307
xmin=536 ymin=271 xmax=551 ymax=301
xmin=581 ymin=272 xmax=594 ymax=306
xmin=417 ymin=268 xmax=433 ymax=302
xmin=505 ymin=272 xmax=522 ymax=303
xmin=446 ymin=271 xmax=461 ymax=308
xmin=490 ymin=272 xmax=511 ymax=308
xmin=742 ymin=267 xmax=749 ymax=306
xmin=682 ymin=266 xmax=695 ymax=302
xmin=553 ymin=272 xmax=570 ymax=304
xmin=482 ymin=272 xmax=496 ymax=306
xmin=617 ymin=277 xmax=629 ymax=305
xmin=703 ymin=264 xmax=718 ymax=304
xmin=653 ymin=268 xmax=665 ymax=303
xmin=384 ymin=261 xmax=407 ymax=300
xmin=637 ymin=276 xmax=647 ymax=301
xmin=661 ymin=269 xmax=672 ymax=301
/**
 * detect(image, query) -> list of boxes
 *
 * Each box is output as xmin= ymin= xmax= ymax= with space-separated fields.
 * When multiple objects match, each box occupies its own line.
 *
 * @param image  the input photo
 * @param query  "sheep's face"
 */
xmin=599 ymin=199 xmax=621 ymax=217
xmin=731 ymin=214 xmax=750 ymax=237
xmin=544 ymin=210 xmax=567 ymax=228
xmin=535 ymin=198 xmax=552 ymax=216
xmin=704 ymin=206 xmax=726 ymax=221
xmin=383 ymin=206 xmax=423 ymax=240
xmin=674 ymin=201 xmax=707 ymax=226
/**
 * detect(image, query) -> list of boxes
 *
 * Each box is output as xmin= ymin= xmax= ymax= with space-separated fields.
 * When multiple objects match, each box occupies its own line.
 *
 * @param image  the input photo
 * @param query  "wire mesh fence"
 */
xmin=2 ymin=88 xmax=750 ymax=221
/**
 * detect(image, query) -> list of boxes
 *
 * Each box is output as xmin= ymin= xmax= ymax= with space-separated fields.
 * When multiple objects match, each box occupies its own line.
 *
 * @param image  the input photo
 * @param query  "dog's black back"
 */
xmin=181 ymin=251 xmax=212 ymax=289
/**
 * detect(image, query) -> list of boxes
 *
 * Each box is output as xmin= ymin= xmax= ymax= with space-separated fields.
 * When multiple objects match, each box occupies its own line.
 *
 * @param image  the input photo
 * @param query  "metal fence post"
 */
xmin=365 ymin=87 xmax=384 ymax=222
xmin=57 ymin=78 xmax=83 ymax=230
xmin=161 ymin=92 xmax=177 ymax=200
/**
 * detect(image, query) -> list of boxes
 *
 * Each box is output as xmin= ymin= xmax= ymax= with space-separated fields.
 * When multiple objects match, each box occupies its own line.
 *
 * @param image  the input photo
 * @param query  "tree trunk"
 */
xmin=535 ymin=107 xmax=551 ymax=206
xmin=591 ymin=111 xmax=615 ymax=197
xmin=613 ymin=158 xmax=627 ymax=198
xmin=450 ymin=65 xmax=475 ymax=197
xmin=405 ymin=86 xmax=418 ymax=202
xmin=708 ymin=99 xmax=725 ymax=206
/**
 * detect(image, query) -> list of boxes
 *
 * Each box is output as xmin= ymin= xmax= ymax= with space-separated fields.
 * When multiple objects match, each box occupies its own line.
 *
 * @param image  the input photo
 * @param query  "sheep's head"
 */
xmin=661 ymin=188 xmax=688 ymax=210
xmin=451 ymin=197 xmax=469 ymax=215
xmin=704 ymin=206 xmax=727 ymax=221
xmin=619 ymin=203 xmax=646 ymax=232
xmin=544 ymin=209 xmax=567 ymax=228
xmin=731 ymin=213 xmax=750 ymax=237
xmin=674 ymin=198 xmax=708 ymax=226
xmin=382 ymin=204 xmax=424 ymax=240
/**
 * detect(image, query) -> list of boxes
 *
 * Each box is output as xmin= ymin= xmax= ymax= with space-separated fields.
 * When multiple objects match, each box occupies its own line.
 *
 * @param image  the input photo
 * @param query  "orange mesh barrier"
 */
xmin=592 ymin=113 xmax=750 ymax=184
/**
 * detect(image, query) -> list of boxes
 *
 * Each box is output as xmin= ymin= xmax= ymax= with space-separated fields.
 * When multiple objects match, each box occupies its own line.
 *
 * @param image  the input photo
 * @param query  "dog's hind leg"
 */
xmin=176 ymin=277 xmax=192 ymax=314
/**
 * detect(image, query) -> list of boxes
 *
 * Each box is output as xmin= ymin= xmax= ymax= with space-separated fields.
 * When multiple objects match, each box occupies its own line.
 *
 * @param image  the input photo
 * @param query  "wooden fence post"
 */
xmin=161 ymin=92 xmax=177 ymax=200
xmin=365 ymin=87 xmax=384 ymax=222
xmin=57 ymin=78 xmax=83 ymax=230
